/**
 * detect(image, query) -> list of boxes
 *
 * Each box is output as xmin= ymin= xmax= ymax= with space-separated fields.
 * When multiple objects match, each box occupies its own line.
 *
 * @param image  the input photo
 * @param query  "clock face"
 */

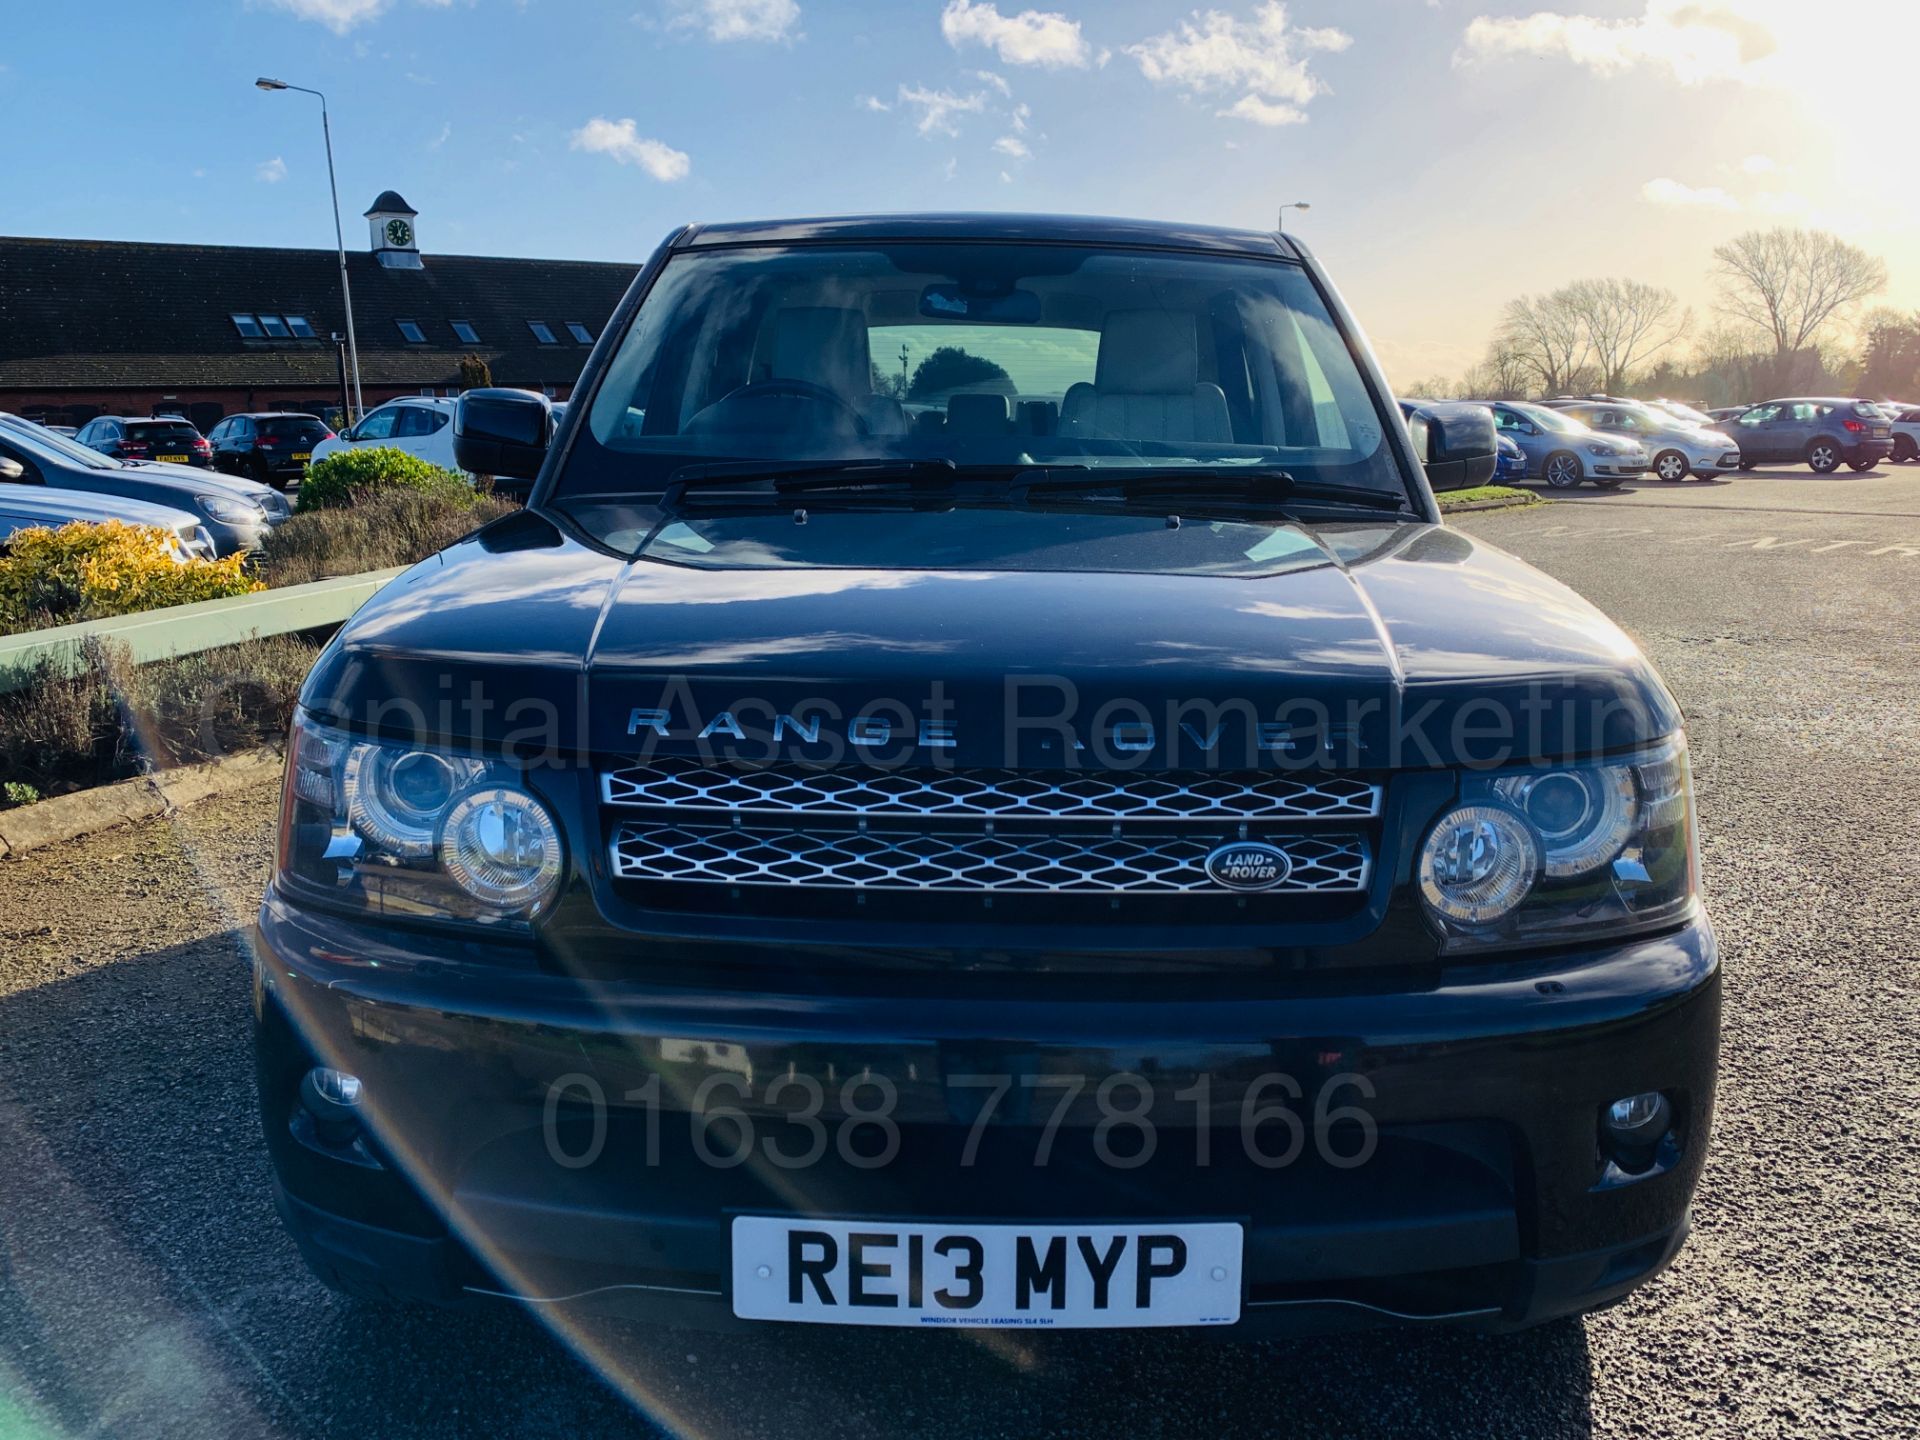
xmin=385 ymin=218 xmax=413 ymax=248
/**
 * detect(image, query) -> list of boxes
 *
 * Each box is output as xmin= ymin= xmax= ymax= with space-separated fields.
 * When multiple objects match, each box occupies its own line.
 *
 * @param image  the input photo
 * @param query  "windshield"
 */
xmin=258 ymin=417 xmax=330 ymax=443
xmin=568 ymin=242 xmax=1404 ymax=528
xmin=0 ymin=415 xmax=120 ymax=469
xmin=1655 ymin=399 xmax=1714 ymax=426
xmin=1508 ymin=401 xmax=1586 ymax=434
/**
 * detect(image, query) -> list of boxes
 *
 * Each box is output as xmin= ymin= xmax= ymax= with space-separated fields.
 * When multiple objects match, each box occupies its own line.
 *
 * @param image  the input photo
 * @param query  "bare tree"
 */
xmin=1712 ymin=228 xmax=1886 ymax=390
xmin=1564 ymin=278 xmax=1689 ymax=393
xmin=1498 ymin=289 xmax=1592 ymax=398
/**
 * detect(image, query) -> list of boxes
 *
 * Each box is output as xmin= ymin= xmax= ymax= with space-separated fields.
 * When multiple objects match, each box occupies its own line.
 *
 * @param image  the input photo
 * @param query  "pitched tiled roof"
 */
xmin=0 ymin=236 xmax=636 ymax=390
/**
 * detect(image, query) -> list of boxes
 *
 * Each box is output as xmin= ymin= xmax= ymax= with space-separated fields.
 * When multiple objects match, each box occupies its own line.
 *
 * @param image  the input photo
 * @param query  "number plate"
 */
xmin=291 ymin=451 xmax=312 ymax=462
xmin=731 ymin=1217 xmax=1242 ymax=1328
xmin=158 ymin=453 xmax=188 ymax=463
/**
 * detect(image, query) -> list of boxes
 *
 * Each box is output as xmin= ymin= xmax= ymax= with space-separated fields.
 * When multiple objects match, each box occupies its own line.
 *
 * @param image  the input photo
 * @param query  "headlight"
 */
xmin=1416 ymin=738 xmax=1696 ymax=952
xmin=279 ymin=711 xmax=567 ymax=926
xmin=197 ymin=494 xmax=266 ymax=524
xmin=1584 ymin=443 xmax=1616 ymax=457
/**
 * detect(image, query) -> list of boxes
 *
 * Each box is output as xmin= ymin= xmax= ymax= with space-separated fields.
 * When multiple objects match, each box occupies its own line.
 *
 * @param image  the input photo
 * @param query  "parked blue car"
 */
xmin=1496 ymin=432 xmax=1527 ymax=482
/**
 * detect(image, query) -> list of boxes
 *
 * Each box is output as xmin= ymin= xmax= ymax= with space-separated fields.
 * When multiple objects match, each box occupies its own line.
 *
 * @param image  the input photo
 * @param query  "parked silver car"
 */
xmin=1546 ymin=399 xmax=1741 ymax=482
xmin=0 ymin=466 xmax=217 ymax=559
xmin=1484 ymin=400 xmax=1647 ymax=488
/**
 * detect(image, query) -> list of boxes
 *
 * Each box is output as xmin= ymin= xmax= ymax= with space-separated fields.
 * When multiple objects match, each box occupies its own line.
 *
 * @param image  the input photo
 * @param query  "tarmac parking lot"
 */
xmin=0 ymin=466 xmax=1915 ymax=1439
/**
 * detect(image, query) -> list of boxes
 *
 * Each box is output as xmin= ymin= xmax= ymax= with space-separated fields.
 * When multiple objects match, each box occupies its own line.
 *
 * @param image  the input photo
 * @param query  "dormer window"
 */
xmin=565 ymin=321 xmax=594 ymax=345
xmin=259 ymin=314 xmax=291 ymax=339
xmin=286 ymin=315 xmax=316 ymax=339
xmin=232 ymin=313 xmax=264 ymax=339
xmin=396 ymin=319 xmax=427 ymax=344
xmin=451 ymin=320 xmax=479 ymax=344
xmin=528 ymin=321 xmax=558 ymax=345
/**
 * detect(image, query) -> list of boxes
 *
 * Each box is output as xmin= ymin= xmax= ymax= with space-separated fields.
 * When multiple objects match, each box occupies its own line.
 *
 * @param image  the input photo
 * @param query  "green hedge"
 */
xmin=297 ymin=446 xmax=471 ymax=513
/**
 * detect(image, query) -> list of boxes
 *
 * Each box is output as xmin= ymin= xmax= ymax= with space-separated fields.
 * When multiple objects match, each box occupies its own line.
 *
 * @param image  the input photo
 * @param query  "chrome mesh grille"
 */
xmin=608 ymin=823 xmax=1371 ymax=894
xmin=601 ymin=757 xmax=1380 ymax=822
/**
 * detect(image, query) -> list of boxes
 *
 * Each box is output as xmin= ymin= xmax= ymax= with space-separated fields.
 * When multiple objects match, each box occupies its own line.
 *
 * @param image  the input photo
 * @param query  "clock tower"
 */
xmin=365 ymin=191 xmax=422 ymax=270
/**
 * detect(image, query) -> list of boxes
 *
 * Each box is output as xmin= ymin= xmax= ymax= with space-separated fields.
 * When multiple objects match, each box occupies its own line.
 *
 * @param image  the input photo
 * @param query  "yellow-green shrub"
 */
xmin=0 ymin=522 xmax=262 ymax=632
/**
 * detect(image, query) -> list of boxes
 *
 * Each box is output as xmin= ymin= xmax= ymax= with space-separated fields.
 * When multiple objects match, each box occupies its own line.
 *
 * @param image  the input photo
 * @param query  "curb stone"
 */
xmin=0 ymin=749 xmax=283 ymax=858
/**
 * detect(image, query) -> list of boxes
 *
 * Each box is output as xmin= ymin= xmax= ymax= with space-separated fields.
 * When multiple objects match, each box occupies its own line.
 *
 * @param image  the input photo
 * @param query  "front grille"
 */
xmin=608 ymin=822 xmax=1371 ymax=894
xmin=602 ymin=757 xmax=1381 ymax=822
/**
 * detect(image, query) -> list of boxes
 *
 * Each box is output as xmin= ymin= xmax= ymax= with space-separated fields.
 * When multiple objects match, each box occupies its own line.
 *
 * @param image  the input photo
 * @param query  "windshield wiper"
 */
xmin=661 ymin=458 xmax=959 ymax=506
xmin=1007 ymin=464 xmax=1411 ymax=512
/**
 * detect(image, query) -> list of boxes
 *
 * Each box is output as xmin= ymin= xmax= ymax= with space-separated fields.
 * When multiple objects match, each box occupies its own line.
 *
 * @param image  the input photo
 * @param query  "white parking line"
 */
xmin=1514 ymin=523 xmax=1920 ymax=560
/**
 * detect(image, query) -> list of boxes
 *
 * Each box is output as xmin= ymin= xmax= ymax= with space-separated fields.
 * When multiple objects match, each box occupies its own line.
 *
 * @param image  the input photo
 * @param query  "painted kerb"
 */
xmin=0 ymin=566 xmax=405 ymax=694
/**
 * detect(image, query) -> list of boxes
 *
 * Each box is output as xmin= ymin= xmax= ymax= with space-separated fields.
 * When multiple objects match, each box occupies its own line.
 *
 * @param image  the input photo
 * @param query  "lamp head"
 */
xmin=255 ymin=77 xmax=289 ymax=91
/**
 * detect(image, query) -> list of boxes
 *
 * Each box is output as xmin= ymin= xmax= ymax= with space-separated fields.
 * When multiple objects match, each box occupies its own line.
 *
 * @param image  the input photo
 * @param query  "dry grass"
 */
xmin=0 ymin=635 xmax=320 ymax=804
xmin=260 ymin=487 xmax=518 ymax=587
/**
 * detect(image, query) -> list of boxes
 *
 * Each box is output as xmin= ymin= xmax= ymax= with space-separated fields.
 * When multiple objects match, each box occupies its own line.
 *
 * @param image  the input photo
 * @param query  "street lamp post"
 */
xmin=256 ymin=77 xmax=364 ymax=422
xmin=1278 ymin=200 xmax=1311 ymax=231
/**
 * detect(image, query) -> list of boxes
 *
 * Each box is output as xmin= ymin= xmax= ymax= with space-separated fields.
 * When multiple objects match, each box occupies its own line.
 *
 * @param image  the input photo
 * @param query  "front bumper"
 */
xmin=253 ymin=894 xmax=1719 ymax=1335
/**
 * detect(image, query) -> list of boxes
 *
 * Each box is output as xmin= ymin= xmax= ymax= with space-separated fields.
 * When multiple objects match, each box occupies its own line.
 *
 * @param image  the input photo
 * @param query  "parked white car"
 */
xmin=1887 ymin=405 xmax=1920 ymax=463
xmin=309 ymin=397 xmax=464 ymax=475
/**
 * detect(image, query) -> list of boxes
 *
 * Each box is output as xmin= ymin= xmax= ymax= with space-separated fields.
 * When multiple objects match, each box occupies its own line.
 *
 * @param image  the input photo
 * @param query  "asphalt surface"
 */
xmin=0 ymin=464 xmax=1915 ymax=1439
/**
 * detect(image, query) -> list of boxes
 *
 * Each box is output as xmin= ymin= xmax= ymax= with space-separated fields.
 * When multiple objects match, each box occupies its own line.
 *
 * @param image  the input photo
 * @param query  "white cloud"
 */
xmin=1641 ymin=176 xmax=1737 ymax=209
xmin=857 ymin=93 xmax=891 ymax=111
xmin=993 ymin=134 xmax=1031 ymax=158
xmin=896 ymin=83 xmax=988 ymax=137
xmin=665 ymin=0 xmax=800 ymax=42
xmin=256 ymin=156 xmax=288 ymax=183
xmin=1010 ymin=101 xmax=1031 ymax=131
xmin=943 ymin=156 xmax=960 ymax=181
xmin=1217 ymin=93 xmax=1306 ymax=126
xmin=257 ymin=0 xmax=389 ymax=33
xmin=569 ymin=118 xmax=691 ymax=180
xmin=1126 ymin=2 xmax=1350 ymax=122
xmin=1738 ymin=152 xmax=1776 ymax=175
xmin=428 ymin=121 xmax=451 ymax=150
xmin=1457 ymin=1 xmax=1781 ymax=86
xmin=971 ymin=69 xmax=1013 ymax=96
xmin=1000 ymin=169 xmax=1014 ymax=183
xmin=941 ymin=0 xmax=1093 ymax=69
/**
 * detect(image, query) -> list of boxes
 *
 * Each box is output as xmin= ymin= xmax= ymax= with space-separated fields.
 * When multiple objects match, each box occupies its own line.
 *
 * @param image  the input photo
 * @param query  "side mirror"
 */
xmin=1407 ymin=403 xmax=1498 ymax=492
xmin=454 ymin=388 xmax=552 ymax=481
xmin=0 ymin=457 xmax=23 ymax=482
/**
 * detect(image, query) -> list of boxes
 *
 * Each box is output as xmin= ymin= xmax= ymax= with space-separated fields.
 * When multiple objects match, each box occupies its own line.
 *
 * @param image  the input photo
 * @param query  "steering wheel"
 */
xmin=686 ymin=379 xmax=870 ymax=437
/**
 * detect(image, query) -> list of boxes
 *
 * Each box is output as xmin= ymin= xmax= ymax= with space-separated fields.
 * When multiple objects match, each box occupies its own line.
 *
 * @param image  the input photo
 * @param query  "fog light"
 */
xmin=1605 ymin=1092 xmax=1665 ymax=1134
xmin=1600 ymin=1090 xmax=1672 ymax=1174
xmin=300 ymin=1066 xmax=364 ymax=1147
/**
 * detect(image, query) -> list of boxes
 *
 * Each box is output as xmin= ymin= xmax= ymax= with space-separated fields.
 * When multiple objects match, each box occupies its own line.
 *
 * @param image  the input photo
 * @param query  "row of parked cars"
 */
xmin=1410 ymin=392 xmax=1910 ymax=488
xmin=0 ymin=395 xmax=500 ymax=565
xmin=0 ymin=414 xmax=291 ymax=558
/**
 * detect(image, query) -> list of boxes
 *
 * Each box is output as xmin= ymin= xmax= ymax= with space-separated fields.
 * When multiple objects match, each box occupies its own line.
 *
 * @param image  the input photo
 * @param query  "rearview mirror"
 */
xmin=454 ymin=388 xmax=552 ymax=482
xmin=1406 ymin=403 xmax=1498 ymax=492
xmin=0 ymin=457 xmax=23 ymax=482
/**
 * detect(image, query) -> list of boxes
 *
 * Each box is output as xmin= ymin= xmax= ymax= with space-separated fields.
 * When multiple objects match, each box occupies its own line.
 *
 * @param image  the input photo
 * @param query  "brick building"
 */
xmin=0 ymin=192 xmax=636 ymax=432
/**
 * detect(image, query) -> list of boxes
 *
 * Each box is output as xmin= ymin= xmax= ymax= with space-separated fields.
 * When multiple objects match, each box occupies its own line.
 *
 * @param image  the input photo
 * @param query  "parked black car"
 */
xmin=257 ymin=213 xmax=1717 ymax=1339
xmin=1726 ymin=398 xmax=1893 ymax=472
xmin=0 ymin=412 xmax=288 ymax=555
xmin=73 ymin=414 xmax=213 ymax=468
xmin=208 ymin=412 xmax=335 ymax=488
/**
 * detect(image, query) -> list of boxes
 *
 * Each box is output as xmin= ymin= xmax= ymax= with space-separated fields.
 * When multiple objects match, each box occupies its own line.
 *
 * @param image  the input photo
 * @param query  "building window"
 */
xmin=232 ymin=313 xmax=264 ymax=339
xmin=565 ymin=321 xmax=594 ymax=345
xmin=450 ymin=320 xmax=479 ymax=344
xmin=259 ymin=314 xmax=291 ymax=339
xmin=527 ymin=321 xmax=558 ymax=345
xmin=396 ymin=319 xmax=427 ymax=343
xmin=285 ymin=315 xmax=316 ymax=339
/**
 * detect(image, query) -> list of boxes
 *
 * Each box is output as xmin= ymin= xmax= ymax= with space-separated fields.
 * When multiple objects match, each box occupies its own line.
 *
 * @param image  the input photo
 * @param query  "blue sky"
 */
xmin=3 ymin=0 xmax=1916 ymax=379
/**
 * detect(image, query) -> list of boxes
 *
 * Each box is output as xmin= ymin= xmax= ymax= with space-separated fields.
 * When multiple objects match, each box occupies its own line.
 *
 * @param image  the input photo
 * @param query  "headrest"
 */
xmin=770 ymin=307 xmax=872 ymax=397
xmin=1094 ymin=310 xmax=1201 ymax=396
xmin=946 ymin=392 xmax=1012 ymax=432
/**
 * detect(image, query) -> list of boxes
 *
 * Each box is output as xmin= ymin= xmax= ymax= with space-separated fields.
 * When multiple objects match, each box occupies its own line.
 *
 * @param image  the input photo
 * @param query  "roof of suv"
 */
xmin=678 ymin=212 xmax=1293 ymax=258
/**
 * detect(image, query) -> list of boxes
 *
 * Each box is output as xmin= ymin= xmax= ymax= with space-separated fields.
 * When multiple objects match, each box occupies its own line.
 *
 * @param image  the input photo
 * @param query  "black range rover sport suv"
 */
xmin=256 ymin=213 xmax=1718 ymax=1337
